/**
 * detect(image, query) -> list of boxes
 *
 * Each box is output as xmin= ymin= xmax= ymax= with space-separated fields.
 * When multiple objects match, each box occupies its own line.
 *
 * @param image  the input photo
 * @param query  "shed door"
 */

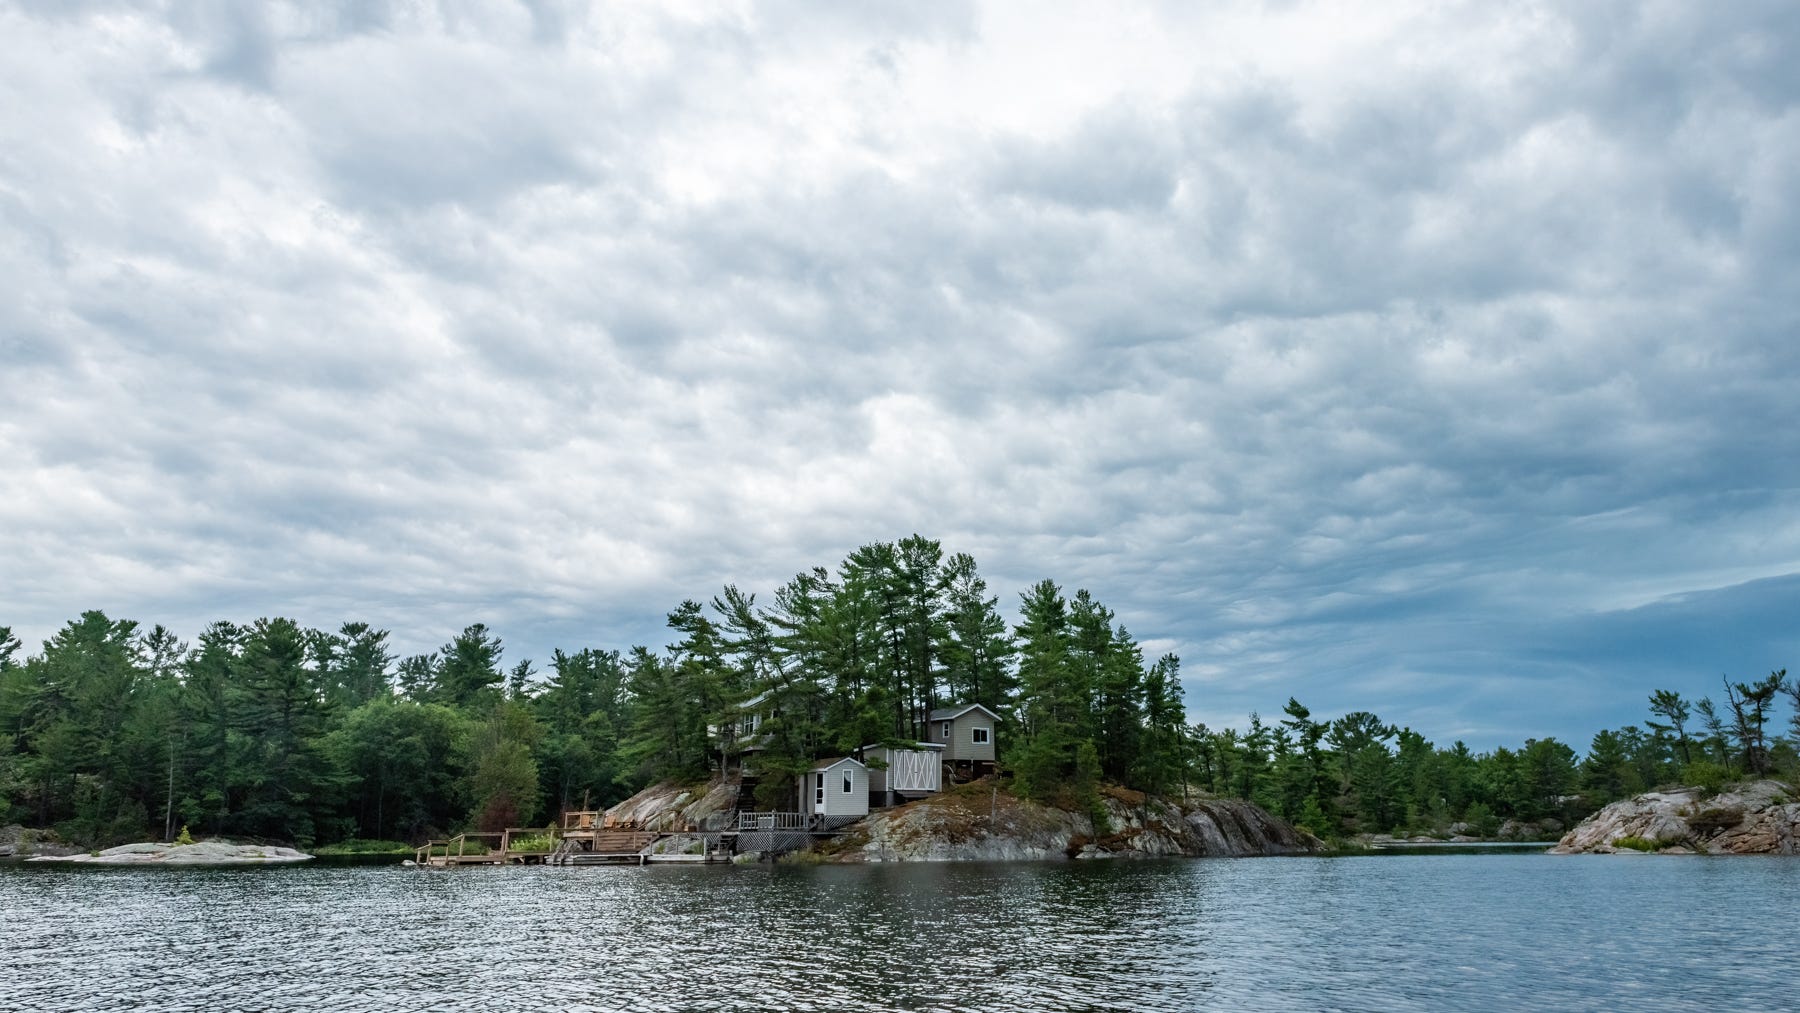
xmin=814 ymin=773 xmax=825 ymax=812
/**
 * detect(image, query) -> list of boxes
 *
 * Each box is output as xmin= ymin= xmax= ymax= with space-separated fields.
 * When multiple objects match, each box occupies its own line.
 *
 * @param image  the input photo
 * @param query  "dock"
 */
xmin=414 ymin=809 xmax=844 ymax=868
xmin=414 ymin=812 xmax=735 ymax=867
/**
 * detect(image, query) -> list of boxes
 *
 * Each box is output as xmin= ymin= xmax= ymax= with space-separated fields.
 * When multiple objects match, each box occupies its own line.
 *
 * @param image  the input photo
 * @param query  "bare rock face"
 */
xmin=605 ymin=778 xmax=740 ymax=831
xmin=0 ymin=825 xmax=82 ymax=859
xmin=1550 ymin=780 xmax=1800 ymax=855
xmin=601 ymin=777 xmax=1317 ymax=862
xmin=1182 ymin=799 xmax=1319 ymax=856
xmin=827 ymin=785 xmax=1319 ymax=863
xmin=29 ymin=842 xmax=312 ymax=865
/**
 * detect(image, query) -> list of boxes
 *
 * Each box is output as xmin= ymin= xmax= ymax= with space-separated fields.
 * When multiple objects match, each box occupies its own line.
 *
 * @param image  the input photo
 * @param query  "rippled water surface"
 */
xmin=3 ymin=853 xmax=1795 ymax=1011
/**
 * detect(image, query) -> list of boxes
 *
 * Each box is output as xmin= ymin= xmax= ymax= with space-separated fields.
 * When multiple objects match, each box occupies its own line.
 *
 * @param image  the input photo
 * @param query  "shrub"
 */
xmin=1613 ymin=835 xmax=1659 ymax=852
xmin=174 ymin=825 xmax=194 ymax=846
xmin=1682 ymin=762 xmax=1735 ymax=797
xmin=311 ymin=839 xmax=413 ymax=856
xmin=1462 ymin=801 xmax=1499 ymax=838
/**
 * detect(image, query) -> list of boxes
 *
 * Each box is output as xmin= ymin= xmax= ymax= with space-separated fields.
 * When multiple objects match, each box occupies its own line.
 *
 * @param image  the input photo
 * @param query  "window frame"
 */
xmin=971 ymin=725 xmax=991 ymax=745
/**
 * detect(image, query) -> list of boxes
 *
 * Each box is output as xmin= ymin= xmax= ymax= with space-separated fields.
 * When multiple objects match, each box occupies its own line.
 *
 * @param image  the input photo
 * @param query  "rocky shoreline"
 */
xmin=28 ymin=841 xmax=314 ymax=865
xmin=0 ymin=824 xmax=83 ymax=860
xmin=1551 ymin=779 xmax=1799 ymax=855
xmin=2 ymin=825 xmax=314 ymax=866
xmin=602 ymin=778 xmax=1319 ymax=862
xmin=824 ymin=784 xmax=1319 ymax=862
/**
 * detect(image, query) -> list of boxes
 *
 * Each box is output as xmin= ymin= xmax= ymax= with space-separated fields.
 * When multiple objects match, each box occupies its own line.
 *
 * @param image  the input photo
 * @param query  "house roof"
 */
xmin=859 ymin=741 xmax=947 ymax=753
xmin=927 ymin=703 xmax=1001 ymax=723
xmin=807 ymin=756 xmax=867 ymax=772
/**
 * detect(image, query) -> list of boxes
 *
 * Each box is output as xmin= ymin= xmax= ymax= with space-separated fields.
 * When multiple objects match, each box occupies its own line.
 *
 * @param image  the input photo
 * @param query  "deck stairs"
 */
xmin=555 ymin=829 xmax=662 ymax=865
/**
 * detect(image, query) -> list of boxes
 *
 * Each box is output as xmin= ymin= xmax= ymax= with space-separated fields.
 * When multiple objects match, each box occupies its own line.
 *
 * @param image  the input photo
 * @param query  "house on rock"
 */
xmin=727 ymin=697 xmax=1004 ymax=830
xmin=924 ymin=703 xmax=1001 ymax=778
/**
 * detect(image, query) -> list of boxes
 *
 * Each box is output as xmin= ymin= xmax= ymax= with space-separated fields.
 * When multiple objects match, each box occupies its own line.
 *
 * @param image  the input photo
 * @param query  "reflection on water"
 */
xmin=3 ymin=854 xmax=1795 ymax=1011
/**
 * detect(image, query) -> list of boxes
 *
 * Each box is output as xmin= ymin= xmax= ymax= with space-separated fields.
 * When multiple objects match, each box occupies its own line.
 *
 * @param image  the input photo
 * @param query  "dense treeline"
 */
xmin=1185 ymin=672 xmax=1800 ymax=839
xmin=1 ymin=539 xmax=1793 ymax=846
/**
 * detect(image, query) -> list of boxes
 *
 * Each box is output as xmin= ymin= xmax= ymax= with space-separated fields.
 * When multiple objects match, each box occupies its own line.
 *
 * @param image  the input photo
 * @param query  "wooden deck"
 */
xmin=416 ymin=812 xmax=736 ymax=867
xmin=412 ymin=808 xmax=853 ymax=868
xmin=551 ymin=829 xmax=659 ymax=865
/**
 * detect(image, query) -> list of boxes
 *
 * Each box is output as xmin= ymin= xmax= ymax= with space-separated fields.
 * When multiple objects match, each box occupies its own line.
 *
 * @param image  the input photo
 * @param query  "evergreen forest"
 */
xmin=1 ymin=537 xmax=1792 ymax=848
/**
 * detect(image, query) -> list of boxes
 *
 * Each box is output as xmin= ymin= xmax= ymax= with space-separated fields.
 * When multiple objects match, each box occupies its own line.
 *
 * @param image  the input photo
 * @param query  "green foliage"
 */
xmin=1007 ymin=733 xmax=1070 ymax=804
xmin=1462 ymin=801 xmax=1499 ymax=837
xmin=330 ymin=699 xmax=467 ymax=841
xmin=1612 ymin=835 xmax=1659 ymax=852
xmin=1295 ymin=796 xmax=1332 ymax=839
xmin=1682 ymin=760 xmax=1735 ymax=796
xmin=1074 ymin=739 xmax=1106 ymax=834
xmin=174 ymin=824 xmax=194 ymax=846
xmin=536 ymin=648 xmax=630 ymax=812
xmin=311 ymin=838 xmax=412 ymax=855
xmin=506 ymin=832 xmax=556 ymax=852
xmin=1581 ymin=729 xmax=1638 ymax=804
xmin=466 ymin=701 xmax=542 ymax=831
xmin=1647 ymin=689 xmax=1693 ymax=767
xmin=0 ymin=542 xmax=1788 ymax=853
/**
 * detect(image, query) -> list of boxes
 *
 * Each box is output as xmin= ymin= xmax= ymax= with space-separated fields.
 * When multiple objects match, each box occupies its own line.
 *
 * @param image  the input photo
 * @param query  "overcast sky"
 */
xmin=4 ymin=1 xmax=1797 ymax=749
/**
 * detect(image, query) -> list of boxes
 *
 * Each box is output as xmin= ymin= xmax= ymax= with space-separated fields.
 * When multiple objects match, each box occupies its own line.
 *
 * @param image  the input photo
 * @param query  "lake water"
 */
xmin=2 ymin=853 xmax=1793 ymax=1012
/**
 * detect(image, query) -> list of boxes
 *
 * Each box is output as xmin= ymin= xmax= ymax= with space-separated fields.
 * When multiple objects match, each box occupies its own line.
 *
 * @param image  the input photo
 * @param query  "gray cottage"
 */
xmin=926 ymin=703 xmax=1000 ymax=775
xmin=796 ymin=756 xmax=869 ymax=828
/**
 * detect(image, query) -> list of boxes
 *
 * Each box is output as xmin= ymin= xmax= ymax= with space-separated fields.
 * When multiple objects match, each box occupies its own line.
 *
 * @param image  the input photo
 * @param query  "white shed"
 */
xmin=797 ymin=757 xmax=869 ymax=824
xmin=864 ymin=742 xmax=945 ymax=806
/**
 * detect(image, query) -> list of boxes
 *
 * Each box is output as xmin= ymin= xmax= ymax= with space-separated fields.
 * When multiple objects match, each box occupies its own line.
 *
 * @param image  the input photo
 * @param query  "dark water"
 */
xmin=2 ymin=854 xmax=1793 ymax=1012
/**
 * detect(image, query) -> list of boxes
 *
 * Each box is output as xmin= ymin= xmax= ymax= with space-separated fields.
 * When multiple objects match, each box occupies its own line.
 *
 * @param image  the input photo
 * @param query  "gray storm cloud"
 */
xmin=2 ymin=0 xmax=1797 ymax=746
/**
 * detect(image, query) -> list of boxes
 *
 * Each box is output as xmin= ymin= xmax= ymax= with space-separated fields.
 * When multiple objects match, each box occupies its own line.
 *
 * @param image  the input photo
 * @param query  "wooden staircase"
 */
xmin=735 ymin=777 xmax=760 ymax=814
xmin=551 ymin=828 xmax=661 ymax=865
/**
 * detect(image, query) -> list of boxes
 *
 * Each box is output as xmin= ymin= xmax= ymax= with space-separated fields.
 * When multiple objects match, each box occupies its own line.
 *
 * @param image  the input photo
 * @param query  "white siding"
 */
xmin=808 ymin=759 xmax=870 ymax=819
xmin=882 ymin=748 xmax=942 ymax=793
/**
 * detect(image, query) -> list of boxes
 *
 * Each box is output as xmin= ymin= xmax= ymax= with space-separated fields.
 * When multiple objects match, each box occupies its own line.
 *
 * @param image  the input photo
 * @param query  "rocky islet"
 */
xmin=1551 ymin=779 xmax=1800 ymax=855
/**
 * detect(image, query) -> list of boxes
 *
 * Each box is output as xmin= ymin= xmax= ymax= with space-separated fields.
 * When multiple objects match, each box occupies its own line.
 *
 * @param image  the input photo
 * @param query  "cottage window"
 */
xmin=842 ymin=769 xmax=854 ymax=794
xmin=941 ymin=720 xmax=952 ymax=739
xmin=815 ymin=773 xmax=825 ymax=807
xmin=972 ymin=726 xmax=990 ymax=745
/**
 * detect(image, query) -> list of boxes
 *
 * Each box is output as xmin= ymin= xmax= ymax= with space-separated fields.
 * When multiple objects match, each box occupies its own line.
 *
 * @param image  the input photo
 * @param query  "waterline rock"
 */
xmin=30 ymin=842 xmax=313 ymax=865
xmin=828 ymin=784 xmax=1318 ymax=862
xmin=1 ymin=824 xmax=82 ymax=859
xmin=1551 ymin=780 xmax=1800 ymax=854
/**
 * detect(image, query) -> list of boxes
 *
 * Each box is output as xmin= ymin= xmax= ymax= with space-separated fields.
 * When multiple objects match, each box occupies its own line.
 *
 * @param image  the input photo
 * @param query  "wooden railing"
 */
xmin=415 ymin=831 xmax=503 ymax=863
xmin=562 ymin=810 xmax=605 ymax=831
xmin=737 ymin=811 xmax=811 ymax=831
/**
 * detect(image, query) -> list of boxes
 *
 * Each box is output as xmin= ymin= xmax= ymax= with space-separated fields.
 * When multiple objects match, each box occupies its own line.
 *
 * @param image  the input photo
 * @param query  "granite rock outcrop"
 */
xmin=1550 ymin=780 xmax=1800 ymax=854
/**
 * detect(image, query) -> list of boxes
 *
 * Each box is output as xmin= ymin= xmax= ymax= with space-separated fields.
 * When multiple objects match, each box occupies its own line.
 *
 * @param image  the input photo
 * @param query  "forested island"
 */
xmin=2 ymin=537 xmax=1794 ymax=854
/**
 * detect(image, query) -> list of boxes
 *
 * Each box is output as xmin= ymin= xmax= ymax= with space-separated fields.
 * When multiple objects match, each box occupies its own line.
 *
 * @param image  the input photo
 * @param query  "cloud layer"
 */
xmin=4 ymin=0 xmax=1798 ymax=747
